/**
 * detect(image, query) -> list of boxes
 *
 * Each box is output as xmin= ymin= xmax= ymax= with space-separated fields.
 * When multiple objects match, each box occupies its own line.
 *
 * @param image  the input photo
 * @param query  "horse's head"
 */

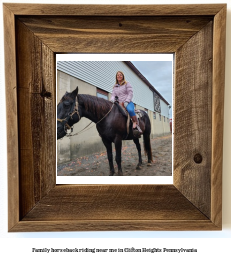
xmin=57 ymin=87 xmax=81 ymax=140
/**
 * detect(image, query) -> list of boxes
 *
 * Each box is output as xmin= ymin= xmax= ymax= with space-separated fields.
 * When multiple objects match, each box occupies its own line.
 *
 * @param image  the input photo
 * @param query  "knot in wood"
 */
xmin=194 ymin=153 xmax=202 ymax=164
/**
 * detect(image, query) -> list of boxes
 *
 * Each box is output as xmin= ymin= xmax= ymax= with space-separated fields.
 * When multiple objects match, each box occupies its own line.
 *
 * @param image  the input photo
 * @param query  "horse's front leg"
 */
xmin=114 ymin=136 xmax=123 ymax=176
xmin=102 ymin=138 xmax=115 ymax=176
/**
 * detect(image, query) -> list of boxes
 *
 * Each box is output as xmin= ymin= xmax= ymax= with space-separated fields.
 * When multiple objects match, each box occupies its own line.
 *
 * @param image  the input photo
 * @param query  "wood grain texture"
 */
xmin=13 ymin=185 xmax=217 ymax=232
xmin=22 ymin=185 xmax=207 ymax=221
xmin=18 ymin=16 xmax=213 ymax=53
xmin=3 ymin=4 xmax=19 ymax=231
xmin=3 ymin=3 xmax=225 ymax=16
xmin=11 ymin=220 xmax=218 ymax=232
xmin=211 ymin=5 xmax=226 ymax=228
xmin=16 ymin=19 xmax=56 ymax=219
xmin=174 ymin=22 xmax=213 ymax=218
xmin=3 ymin=3 xmax=226 ymax=231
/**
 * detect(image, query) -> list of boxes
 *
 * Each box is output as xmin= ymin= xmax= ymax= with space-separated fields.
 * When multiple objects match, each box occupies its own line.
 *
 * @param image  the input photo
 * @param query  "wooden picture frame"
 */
xmin=4 ymin=3 xmax=226 ymax=231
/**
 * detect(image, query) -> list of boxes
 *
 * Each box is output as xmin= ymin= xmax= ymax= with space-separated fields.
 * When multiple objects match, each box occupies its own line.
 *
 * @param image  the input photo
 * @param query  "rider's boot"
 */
xmin=131 ymin=115 xmax=142 ymax=137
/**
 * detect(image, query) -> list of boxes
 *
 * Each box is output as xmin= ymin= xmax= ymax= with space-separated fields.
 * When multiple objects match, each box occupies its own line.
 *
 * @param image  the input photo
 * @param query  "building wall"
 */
xmin=57 ymin=67 xmax=171 ymax=164
xmin=151 ymin=111 xmax=171 ymax=137
xmin=160 ymin=99 xmax=170 ymax=118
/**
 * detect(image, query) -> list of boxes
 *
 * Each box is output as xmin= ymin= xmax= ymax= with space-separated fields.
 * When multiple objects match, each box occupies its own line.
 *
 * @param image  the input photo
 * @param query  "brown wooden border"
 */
xmin=4 ymin=4 xmax=226 ymax=231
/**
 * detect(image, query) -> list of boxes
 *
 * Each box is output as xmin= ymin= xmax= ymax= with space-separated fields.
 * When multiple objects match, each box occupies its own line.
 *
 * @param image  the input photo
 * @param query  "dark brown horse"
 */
xmin=57 ymin=87 xmax=153 ymax=176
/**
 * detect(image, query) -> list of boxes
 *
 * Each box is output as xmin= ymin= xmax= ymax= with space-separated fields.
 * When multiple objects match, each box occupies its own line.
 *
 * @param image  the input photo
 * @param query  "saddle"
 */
xmin=114 ymin=102 xmax=145 ymax=138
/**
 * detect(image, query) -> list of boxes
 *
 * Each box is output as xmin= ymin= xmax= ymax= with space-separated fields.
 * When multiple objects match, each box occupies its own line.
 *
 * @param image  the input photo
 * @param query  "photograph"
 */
xmin=56 ymin=56 xmax=173 ymax=182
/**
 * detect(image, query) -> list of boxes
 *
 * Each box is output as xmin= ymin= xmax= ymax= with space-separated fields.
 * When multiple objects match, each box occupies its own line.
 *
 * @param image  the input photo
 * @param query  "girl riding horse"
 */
xmin=110 ymin=71 xmax=143 ymax=135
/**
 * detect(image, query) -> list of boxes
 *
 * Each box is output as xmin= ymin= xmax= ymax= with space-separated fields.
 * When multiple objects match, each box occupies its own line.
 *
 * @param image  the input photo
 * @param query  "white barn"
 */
xmin=57 ymin=61 xmax=171 ymax=164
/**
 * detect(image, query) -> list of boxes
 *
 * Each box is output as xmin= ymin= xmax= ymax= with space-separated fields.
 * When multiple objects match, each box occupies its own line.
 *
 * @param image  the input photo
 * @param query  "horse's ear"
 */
xmin=72 ymin=86 xmax=78 ymax=97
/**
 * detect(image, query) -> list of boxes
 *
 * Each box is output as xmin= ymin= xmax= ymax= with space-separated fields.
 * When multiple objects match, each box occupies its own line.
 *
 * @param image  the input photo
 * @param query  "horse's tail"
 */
xmin=142 ymin=112 xmax=153 ymax=163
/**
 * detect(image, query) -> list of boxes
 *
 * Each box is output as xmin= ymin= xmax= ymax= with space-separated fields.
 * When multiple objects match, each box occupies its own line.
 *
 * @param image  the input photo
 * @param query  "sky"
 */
xmin=131 ymin=60 xmax=173 ymax=118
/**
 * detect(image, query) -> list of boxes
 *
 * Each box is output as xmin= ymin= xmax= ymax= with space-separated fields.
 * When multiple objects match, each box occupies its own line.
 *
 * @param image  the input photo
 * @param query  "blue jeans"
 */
xmin=126 ymin=102 xmax=136 ymax=117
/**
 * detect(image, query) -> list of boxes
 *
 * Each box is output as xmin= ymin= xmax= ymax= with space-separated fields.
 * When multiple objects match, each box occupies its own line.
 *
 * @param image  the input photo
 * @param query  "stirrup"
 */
xmin=133 ymin=124 xmax=142 ymax=138
xmin=133 ymin=128 xmax=141 ymax=138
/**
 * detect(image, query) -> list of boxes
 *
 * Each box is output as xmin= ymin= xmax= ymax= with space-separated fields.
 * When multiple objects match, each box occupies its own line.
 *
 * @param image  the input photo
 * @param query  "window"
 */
xmin=164 ymin=116 xmax=165 ymax=122
xmin=153 ymin=92 xmax=161 ymax=113
xmin=159 ymin=114 xmax=161 ymax=121
xmin=96 ymin=88 xmax=108 ymax=100
xmin=153 ymin=112 xmax=156 ymax=119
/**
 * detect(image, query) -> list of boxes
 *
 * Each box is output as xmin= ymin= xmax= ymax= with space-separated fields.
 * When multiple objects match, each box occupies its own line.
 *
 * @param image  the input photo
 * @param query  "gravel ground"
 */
xmin=57 ymin=134 xmax=172 ymax=176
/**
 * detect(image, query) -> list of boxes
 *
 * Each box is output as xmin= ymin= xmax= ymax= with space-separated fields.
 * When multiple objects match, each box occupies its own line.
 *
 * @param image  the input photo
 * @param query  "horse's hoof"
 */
xmin=118 ymin=170 xmax=123 ymax=176
xmin=109 ymin=171 xmax=115 ymax=176
xmin=136 ymin=164 xmax=142 ymax=170
xmin=147 ymin=163 xmax=152 ymax=167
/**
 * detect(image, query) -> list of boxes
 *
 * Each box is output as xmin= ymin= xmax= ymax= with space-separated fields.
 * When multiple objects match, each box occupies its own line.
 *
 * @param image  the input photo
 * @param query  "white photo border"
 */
xmin=56 ymin=54 xmax=173 ymax=184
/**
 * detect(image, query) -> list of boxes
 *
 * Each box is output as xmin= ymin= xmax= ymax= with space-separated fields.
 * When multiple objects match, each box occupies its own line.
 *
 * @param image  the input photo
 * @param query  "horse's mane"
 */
xmin=78 ymin=94 xmax=113 ymax=119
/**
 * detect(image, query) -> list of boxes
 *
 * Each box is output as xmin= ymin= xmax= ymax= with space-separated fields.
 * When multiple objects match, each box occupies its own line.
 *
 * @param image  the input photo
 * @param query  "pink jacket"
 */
xmin=110 ymin=81 xmax=133 ymax=103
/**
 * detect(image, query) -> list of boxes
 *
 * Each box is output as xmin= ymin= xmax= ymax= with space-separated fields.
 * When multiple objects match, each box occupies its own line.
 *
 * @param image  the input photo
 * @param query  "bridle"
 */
xmin=57 ymin=95 xmax=81 ymax=134
xmin=57 ymin=94 xmax=115 ymax=137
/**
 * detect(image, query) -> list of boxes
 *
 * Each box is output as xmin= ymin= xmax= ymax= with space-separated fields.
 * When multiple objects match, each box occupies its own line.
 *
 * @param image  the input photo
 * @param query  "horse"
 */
xmin=57 ymin=86 xmax=153 ymax=176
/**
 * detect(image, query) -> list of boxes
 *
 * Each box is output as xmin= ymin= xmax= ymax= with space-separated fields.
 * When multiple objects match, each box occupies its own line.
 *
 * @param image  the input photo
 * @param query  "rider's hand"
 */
xmin=124 ymin=102 xmax=128 ymax=108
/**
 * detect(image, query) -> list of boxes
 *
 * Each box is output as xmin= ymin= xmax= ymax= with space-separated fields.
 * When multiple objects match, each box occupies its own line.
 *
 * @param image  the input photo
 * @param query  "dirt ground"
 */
xmin=57 ymin=134 xmax=172 ymax=176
